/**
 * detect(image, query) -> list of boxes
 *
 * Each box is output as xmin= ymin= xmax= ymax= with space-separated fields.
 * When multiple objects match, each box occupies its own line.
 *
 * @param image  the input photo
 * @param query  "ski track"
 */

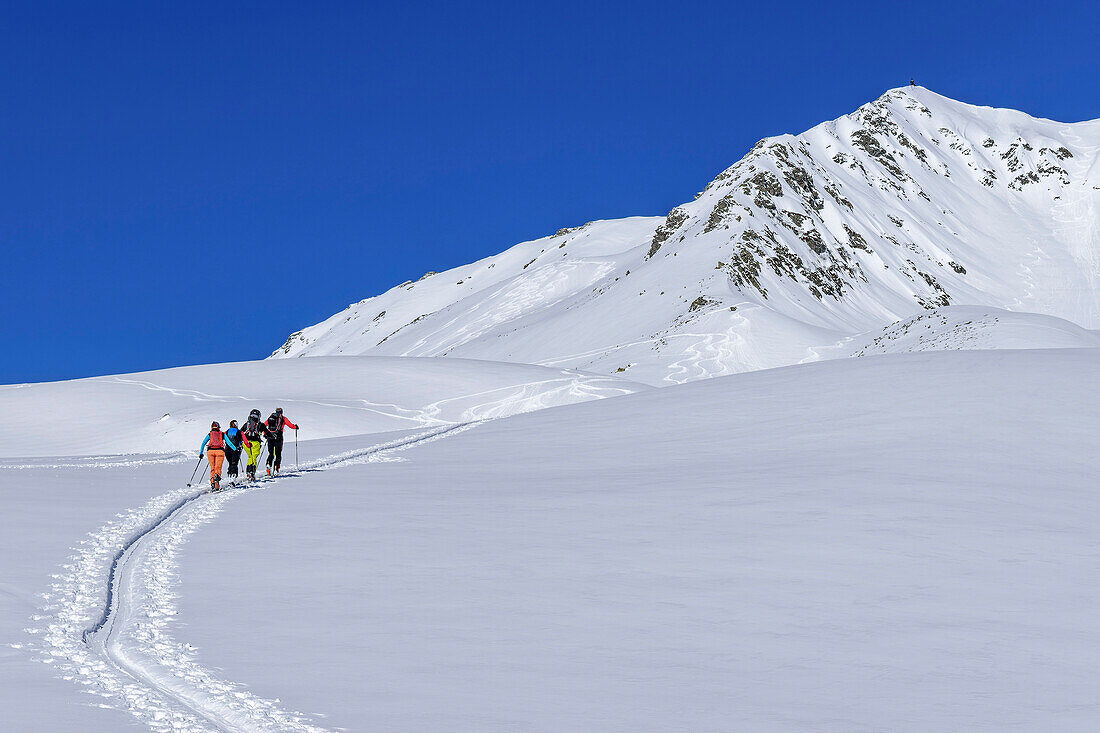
xmin=28 ymin=423 xmax=481 ymax=733
xmin=0 ymin=453 xmax=193 ymax=470
xmin=533 ymin=323 xmax=758 ymax=384
xmin=663 ymin=330 xmax=745 ymax=384
xmin=113 ymin=372 xmax=635 ymax=432
xmin=418 ymin=374 xmax=637 ymax=422
xmin=397 ymin=260 xmax=615 ymax=357
xmin=110 ymin=378 xmax=253 ymax=403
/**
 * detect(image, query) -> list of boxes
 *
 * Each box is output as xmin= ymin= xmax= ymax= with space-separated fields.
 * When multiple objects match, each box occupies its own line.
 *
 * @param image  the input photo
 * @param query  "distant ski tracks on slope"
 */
xmin=110 ymin=372 xmax=636 ymax=431
xmin=0 ymin=452 xmax=193 ymax=470
xmin=29 ymin=423 xmax=480 ymax=733
xmin=111 ymin=376 xmax=440 ymax=426
xmin=396 ymin=259 xmax=615 ymax=358
xmin=535 ymin=328 xmax=753 ymax=385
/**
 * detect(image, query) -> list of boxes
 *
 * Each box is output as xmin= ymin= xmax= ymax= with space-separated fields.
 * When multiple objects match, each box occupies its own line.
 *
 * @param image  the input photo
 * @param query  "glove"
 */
xmin=198 ymin=452 xmax=203 ymax=458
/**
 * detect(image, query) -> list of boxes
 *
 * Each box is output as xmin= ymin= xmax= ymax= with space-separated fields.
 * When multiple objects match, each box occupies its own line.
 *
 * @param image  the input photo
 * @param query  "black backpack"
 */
xmin=267 ymin=414 xmax=279 ymax=433
xmin=243 ymin=416 xmax=262 ymax=440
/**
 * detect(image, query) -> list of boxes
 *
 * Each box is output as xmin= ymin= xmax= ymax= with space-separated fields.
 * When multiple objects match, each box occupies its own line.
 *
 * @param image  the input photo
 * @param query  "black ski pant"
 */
xmin=266 ymin=434 xmax=284 ymax=470
xmin=225 ymin=447 xmax=241 ymax=477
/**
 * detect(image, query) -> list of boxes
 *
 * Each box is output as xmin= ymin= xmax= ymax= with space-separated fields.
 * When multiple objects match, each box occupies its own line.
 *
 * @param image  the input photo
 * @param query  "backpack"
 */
xmin=267 ymin=415 xmax=280 ymax=434
xmin=243 ymin=417 xmax=262 ymax=440
xmin=208 ymin=429 xmax=225 ymax=450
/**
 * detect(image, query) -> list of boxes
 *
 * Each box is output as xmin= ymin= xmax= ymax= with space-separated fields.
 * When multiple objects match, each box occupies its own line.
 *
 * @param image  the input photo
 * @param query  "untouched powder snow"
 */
xmin=0 ymin=356 xmax=646 ymax=457
xmin=271 ymin=87 xmax=1100 ymax=383
xmin=5 ymin=348 xmax=1099 ymax=730
xmin=173 ymin=349 xmax=1100 ymax=731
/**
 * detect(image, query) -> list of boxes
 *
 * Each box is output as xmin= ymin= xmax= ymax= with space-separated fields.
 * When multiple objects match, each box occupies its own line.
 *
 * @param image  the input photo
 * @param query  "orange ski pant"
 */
xmin=206 ymin=449 xmax=225 ymax=478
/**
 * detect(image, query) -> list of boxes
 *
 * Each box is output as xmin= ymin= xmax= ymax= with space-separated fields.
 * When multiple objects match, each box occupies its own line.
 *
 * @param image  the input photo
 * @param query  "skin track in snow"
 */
xmin=31 ymin=424 xmax=479 ymax=733
xmin=8 ymin=349 xmax=1099 ymax=730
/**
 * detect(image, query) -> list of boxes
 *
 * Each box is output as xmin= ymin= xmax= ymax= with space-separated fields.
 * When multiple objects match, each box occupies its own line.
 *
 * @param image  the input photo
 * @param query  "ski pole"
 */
xmin=198 ymin=462 xmax=208 ymax=487
xmin=295 ymin=428 xmax=298 ymax=469
xmin=186 ymin=455 xmax=204 ymax=486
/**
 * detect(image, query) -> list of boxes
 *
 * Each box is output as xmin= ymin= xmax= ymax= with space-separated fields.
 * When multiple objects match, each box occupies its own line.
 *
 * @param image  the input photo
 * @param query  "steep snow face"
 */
xmin=273 ymin=88 xmax=1100 ymax=383
xmin=272 ymin=216 xmax=666 ymax=370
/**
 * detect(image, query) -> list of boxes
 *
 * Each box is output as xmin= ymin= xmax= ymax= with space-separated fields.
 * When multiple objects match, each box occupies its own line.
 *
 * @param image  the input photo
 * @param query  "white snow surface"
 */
xmin=5 ymin=348 xmax=1100 ymax=731
xmin=272 ymin=87 xmax=1100 ymax=383
xmin=835 ymin=304 xmax=1100 ymax=357
xmin=6 ymin=86 xmax=1100 ymax=732
xmin=0 ymin=356 xmax=646 ymax=458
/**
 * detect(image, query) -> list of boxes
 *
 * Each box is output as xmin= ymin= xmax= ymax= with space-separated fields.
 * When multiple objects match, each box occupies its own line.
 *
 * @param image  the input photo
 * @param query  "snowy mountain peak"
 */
xmin=273 ymin=88 xmax=1100 ymax=384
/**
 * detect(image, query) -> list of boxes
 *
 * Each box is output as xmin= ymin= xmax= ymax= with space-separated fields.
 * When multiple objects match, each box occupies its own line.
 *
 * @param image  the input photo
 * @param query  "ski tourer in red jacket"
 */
xmin=263 ymin=408 xmax=298 ymax=474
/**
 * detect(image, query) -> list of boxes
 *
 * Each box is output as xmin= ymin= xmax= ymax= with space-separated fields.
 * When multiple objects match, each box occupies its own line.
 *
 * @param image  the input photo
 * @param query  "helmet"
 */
xmin=249 ymin=408 xmax=261 ymax=419
xmin=275 ymin=407 xmax=283 ymax=415
xmin=211 ymin=421 xmax=220 ymax=429
xmin=229 ymin=420 xmax=238 ymax=428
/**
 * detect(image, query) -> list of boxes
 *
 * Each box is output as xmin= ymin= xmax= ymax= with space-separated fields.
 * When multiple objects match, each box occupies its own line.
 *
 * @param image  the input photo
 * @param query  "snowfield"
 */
xmin=4 ymin=85 xmax=1100 ymax=732
xmin=0 ymin=356 xmax=646 ymax=458
xmin=2 ymin=349 xmax=1099 ymax=731
xmin=835 ymin=305 xmax=1100 ymax=357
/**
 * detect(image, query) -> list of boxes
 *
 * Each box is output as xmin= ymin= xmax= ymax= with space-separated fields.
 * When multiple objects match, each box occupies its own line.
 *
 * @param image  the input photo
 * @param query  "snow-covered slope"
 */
xmin=0 ymin=357 xmax=646 ymax=457
xmin=835 ymin=305 xmax=1100 ymax=357
xmin=273 ymin=87 xmax=1100 ymax=383
xmin=9 ymin=85 xmax=1100 ymax=732
xmin=11 ymin=348 xmax=1100 ymax=731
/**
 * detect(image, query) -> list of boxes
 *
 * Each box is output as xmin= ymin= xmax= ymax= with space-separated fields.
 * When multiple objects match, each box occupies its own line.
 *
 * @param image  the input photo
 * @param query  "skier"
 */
xmin=224 ymin=420 xmax=243 ymax=482
xmin=264 ymin=407 xmax=298 ymax=476
xmin=199 ymin=421 xmax=239 ymax=491
xmin=241 ymin=408 xmax=264 ymax=480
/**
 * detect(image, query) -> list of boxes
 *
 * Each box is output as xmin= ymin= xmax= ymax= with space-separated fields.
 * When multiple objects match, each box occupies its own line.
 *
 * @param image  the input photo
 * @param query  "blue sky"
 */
xmin=3 ymin=0 xmax=1098 ymax=382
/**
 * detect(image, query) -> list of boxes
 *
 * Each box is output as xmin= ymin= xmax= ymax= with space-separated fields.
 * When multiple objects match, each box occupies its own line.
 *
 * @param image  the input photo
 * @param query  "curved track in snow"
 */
xmin=32 ymin=423 xmax=479 ymax=733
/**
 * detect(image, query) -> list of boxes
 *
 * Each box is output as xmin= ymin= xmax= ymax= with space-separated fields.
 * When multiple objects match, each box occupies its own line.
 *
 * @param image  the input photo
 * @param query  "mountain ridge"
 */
xmin=272 ymin=87 xmax=1100 ymax=384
